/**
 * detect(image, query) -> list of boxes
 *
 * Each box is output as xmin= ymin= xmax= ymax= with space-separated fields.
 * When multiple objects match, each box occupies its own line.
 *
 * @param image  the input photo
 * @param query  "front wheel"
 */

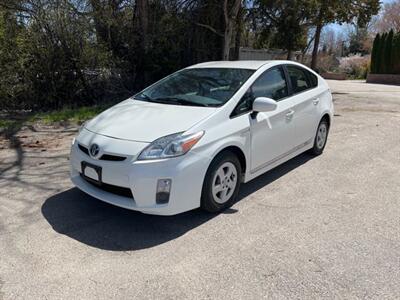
xmin=201 ymin=152 xmax=241 ymax=213
xmin=309 ymin=118 xmax=329 ymax=156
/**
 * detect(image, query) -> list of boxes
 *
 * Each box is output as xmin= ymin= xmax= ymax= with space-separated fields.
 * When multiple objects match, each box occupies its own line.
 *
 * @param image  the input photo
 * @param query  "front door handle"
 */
xmin=286 ymin=110 xmax=295 ymax=120
xmin=313 ymin=98 xmax=320 ymax=105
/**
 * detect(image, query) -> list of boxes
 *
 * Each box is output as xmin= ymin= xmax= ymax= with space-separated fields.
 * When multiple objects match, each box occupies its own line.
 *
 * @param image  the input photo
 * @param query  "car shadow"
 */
xmin=41 ymin=153 xmax=313 ymax=251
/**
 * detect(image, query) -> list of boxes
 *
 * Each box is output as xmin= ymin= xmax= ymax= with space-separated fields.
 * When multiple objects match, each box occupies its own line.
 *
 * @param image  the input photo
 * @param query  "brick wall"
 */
xmin=367 ymin=74 xmax=400 ymax=85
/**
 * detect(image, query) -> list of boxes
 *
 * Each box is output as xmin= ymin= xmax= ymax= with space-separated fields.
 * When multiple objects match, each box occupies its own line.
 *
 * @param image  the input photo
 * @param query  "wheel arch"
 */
xmin=210 ymin=145 xmax=247 ymax=181
xmin=321 ymin=113 xmax=331 ymax=128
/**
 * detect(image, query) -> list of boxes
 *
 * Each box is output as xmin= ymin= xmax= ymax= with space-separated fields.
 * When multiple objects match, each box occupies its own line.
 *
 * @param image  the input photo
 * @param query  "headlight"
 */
xmin=138 ymin=131 xmax=204 ymax=160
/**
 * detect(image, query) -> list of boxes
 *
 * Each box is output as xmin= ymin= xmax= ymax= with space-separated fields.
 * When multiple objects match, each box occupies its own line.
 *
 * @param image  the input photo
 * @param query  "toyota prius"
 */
xmin=70 ymin=60 xmax=333 ymax=215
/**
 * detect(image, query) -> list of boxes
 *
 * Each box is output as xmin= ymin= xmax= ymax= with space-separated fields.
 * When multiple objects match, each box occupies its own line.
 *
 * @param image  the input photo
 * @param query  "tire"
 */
xmin=201 ymin=151 xmax=242 ymax=213
xmin=309 ymin=118 xmax=330 ymax=156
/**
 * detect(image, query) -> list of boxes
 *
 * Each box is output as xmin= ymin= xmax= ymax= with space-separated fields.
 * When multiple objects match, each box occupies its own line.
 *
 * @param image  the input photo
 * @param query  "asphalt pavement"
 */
xmin=0 ymin=80 xmax=399 ymax=299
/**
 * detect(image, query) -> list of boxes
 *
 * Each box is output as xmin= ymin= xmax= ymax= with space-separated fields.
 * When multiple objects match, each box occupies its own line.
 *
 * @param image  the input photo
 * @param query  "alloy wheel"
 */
xmin=317 ymin=123 xmax=328 ymax=149
xmin=212 ymin=162 xmax=238 ymax=204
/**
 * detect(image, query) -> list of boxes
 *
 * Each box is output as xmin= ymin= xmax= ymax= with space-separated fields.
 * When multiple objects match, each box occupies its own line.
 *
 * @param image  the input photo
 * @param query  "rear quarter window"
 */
xmin=308 ymin=71 xmax=318 ymax=88
xmin=286 ymin=65 xmax=318 ymax=94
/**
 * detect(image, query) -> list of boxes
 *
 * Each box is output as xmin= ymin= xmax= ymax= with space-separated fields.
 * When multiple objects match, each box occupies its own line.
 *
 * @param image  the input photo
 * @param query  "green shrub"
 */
xmin=392 ymin=33 xmax=400 ymax=74
xmin=371 ymin=30 xmax=400 ymax=74
xmin=370 ymin=34 xmax=380 ymax=73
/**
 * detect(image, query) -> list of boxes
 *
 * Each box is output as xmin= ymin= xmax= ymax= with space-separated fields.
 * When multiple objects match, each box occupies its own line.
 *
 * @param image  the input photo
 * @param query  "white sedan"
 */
xmin=70 ymin=60 xmax=333 ymax=215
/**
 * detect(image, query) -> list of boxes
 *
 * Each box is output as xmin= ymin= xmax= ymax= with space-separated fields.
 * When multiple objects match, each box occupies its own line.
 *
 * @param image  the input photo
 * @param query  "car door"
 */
xmin=239 ymin=66 xmax=298 ymax=173
xmin=284 ymin=65 xmax=322 ymax=148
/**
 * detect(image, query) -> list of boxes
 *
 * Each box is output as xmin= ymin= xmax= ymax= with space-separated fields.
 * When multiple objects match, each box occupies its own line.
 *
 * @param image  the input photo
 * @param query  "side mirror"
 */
xmin=252 ymin=97 xmax=278 ymax=113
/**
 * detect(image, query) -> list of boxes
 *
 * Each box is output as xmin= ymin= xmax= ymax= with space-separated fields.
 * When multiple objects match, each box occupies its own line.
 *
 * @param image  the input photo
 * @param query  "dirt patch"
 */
xmin=0 ymin=124 xmax=77 ymax=151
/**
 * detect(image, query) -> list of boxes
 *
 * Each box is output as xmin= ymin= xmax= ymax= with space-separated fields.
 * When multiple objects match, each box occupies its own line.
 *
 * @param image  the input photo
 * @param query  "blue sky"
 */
xmin=327 ymin=0 xmax=394 ymax=33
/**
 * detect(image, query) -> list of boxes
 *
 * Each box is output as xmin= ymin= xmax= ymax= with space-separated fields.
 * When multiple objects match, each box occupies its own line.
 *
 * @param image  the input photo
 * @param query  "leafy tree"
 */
xmin=348 ymin=26 xmax=370 ymax=55
xmin=391 ymin=33 xmax=400 ymax=74
xmin=251 ymin=0 xmax=312 ymax=59
xmin=0 ymin=7 xmax=27 ymax=109
xmin=382 ymin=29 xmax=394 ymax=74
xmin=0 ymin=0 xmax=385 ymax=112
xmin=370 ymin=33 xmax=380 ymax=74
xmin=310 ymin=0 xmax=380 ymax=70
xmin=378 ymin=32 xmax=387 ymax=74
xmin=371 ymin=31 xmax=400 ymax=75
xmin=0 ymin=0 xmax=241 ymax=110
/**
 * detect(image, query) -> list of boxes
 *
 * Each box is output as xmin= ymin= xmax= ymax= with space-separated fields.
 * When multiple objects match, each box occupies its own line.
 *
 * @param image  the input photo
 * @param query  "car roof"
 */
xmin=187 ymin=60 xmax=292 ymax=70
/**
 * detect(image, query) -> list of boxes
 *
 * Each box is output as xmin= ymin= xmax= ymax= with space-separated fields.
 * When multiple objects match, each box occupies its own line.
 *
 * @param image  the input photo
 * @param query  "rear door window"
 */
xmin=286 ymin=66 xmax=313 ymax=94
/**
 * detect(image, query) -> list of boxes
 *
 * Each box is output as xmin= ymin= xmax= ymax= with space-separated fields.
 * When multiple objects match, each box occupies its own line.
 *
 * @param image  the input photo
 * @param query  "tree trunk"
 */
xmin=89 ymin=0 xmax=107 ymax=45
xmin=223 ymin=23 xmax=233 ymax=60
xmin=134 ymin=0 xmax=148 ymax=49
xmin=301 ymin=33 xmax=315 ymax=63
xmin=222 ymin=0 xmax=242 ymax=61
xmin=311 ymin=3 xmax=327 ymax=71
xmin=232 ymin=6 xmax=243 ymax=60
xmin=311 ymin=22 xmax=323 ymax=70
xmin=133 ymin=0 xmax=149 ymax=89
xmin=287 ymin=49 xmax=293 ymax=60
xmin=287 ymin=32 xmax=294 ymax=60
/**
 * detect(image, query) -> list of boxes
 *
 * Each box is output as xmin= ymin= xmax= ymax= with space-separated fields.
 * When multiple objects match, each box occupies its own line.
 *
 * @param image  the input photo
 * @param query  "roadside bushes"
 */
xmin=371 ymin=30 xmax=400 ymax=74
xmin=339 ymin=55 xmax=370 ymax=79
xmin=0 ymin=1 xmax=225 ymax=112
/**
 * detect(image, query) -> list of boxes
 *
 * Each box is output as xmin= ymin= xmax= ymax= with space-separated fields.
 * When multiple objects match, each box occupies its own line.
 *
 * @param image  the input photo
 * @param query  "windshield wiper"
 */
xmin=152 ymin=97 xmax=210 ymax=107
xmin=135 ymin=93 xmax=153 ymax=102
xmin=135 ymin=95 xmax=211 ymax=107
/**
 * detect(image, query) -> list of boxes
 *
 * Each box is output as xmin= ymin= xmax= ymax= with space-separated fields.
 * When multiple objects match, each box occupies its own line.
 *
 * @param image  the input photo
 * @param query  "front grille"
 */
xmin=78 ymin=144 xmax=89 ymax=155
xmin=100 ymin=154 xmax=126 ymax=161
xmin=78 ymin=144 xmax=127 ymax=161
xmin=80 ymin=174 xmax=134 ymax=199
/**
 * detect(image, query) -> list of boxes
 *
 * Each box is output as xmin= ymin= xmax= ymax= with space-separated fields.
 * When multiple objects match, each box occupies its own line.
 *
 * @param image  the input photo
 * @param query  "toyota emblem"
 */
xmin=89 ymin=143 xmax=100 ymax=158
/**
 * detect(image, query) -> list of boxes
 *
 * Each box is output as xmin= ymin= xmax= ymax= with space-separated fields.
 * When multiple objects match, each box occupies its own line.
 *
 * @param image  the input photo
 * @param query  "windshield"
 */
xmin=134 ymin=68 xmax=254 ymax=107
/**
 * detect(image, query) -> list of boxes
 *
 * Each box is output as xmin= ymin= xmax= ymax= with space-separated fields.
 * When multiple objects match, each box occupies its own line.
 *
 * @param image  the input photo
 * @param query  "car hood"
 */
xmin=85 ymin=99 xmax=217 ymax=142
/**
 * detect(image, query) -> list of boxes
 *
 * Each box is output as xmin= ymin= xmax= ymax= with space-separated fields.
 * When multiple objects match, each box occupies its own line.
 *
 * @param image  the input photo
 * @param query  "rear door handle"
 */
xmin=313 ymin=98 xmax=320 ymax=105
xmin=286 ymin=110 xmax=295 ymax=120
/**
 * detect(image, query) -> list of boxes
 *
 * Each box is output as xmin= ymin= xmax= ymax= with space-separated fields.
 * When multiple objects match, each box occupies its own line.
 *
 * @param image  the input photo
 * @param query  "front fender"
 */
xmin=192 ymin=127 xmax=251 ymax=181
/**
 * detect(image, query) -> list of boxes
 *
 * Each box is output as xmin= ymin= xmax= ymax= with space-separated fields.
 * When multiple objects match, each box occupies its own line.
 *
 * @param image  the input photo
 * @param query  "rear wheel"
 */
xmin=201 ymin=152 xmax=241 ymax=213
xmin=309 ymin=118 xmax=329 ymax=156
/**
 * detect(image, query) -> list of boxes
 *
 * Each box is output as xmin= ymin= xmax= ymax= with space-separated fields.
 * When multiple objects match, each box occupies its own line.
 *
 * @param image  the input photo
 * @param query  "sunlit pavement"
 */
xmin=0 ymin=80 xmax=399 ymax=299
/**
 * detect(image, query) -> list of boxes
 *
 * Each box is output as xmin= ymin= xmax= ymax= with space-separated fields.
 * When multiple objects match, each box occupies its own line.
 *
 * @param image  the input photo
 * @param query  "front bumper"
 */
xmin=70 ymin=133 xmax=211 ymax=215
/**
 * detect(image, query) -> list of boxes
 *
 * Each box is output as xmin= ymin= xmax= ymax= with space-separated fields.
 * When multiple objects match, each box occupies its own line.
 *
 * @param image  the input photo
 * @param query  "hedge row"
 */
xmin=371 ymin=30 xmax=400 ymax=74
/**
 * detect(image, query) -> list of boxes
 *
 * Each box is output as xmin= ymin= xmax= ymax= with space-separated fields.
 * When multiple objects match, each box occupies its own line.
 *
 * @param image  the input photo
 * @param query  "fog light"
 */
xmin=156 ymin=179 xmax=172 ymax=204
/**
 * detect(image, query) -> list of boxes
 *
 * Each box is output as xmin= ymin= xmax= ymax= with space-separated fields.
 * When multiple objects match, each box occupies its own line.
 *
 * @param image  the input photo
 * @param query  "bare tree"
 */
xmin=373 ymin=0 xmax=400 ymax=33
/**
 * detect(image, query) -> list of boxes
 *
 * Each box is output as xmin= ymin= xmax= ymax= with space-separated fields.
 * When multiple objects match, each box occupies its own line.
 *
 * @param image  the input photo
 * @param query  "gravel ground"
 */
xmin=0 ymin=80 xmax=399 ymax=299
